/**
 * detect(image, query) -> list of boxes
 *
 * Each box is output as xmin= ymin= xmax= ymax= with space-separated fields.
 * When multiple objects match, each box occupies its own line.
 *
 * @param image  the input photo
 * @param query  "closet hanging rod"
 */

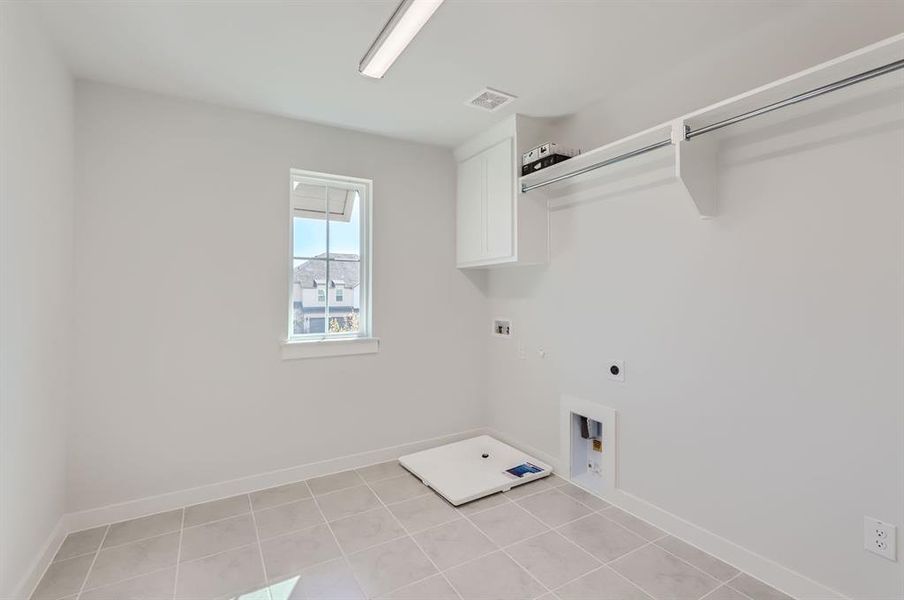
xmin=686 ymin=58 xmax=904 ymax=139
xmin=521 ymin=138 xmax=672 ymax=193
xmin=521 ymin=58 xmax=904 ymax=194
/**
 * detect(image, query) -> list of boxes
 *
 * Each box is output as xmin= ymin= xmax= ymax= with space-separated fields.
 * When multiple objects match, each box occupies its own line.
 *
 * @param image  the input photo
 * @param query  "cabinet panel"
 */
xmin=456 ymin=152 xmax=484 ymax=264
xmin=483 ymin=139 xmax=514 ymax=260
xmin=455 ymin=114 xmax=549 ymax=269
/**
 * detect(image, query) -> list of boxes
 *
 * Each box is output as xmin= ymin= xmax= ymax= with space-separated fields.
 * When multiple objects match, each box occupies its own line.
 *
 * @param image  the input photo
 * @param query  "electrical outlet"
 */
xmin=607 ymin=360 xmax=625 ymax=382
xmin=493 ymin=318 xmax=512 ymax=337
xmin=864 ymin=516 xmax=896 ymax=561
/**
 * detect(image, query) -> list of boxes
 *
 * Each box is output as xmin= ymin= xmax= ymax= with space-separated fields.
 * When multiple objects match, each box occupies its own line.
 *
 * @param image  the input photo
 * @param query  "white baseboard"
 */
xmin=22 ymin=426 xmax=846 ymax=600
xmin=11 ymin=517 xmax=67 ymax=600
xmin=63 ymin=428 xmax=487 ymax=533
xmin=487 ymin=428 xmax=848 ymax=600
xmin=20 ymin=428 xmax=488 ymax=599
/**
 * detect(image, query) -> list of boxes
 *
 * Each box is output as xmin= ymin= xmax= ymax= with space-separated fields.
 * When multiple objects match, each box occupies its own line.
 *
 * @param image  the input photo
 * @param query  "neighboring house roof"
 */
xmin=294 ymin=253 xmax=359 ymax=288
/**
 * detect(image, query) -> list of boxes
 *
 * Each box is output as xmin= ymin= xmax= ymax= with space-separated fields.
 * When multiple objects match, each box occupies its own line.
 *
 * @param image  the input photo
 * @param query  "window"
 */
xmin=288 ymin=170 xmax=372 ymax=346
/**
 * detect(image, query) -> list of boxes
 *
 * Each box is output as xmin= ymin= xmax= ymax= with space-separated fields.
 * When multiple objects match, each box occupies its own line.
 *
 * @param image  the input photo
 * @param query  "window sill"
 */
xmin=281 ymin=337 xmax=380 ymax=360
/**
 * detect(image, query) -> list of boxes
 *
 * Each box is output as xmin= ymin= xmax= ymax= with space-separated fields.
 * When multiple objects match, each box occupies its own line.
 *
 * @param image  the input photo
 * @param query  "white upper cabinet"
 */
xmin=483 ymin=139 xmax=514 ymax=260
xmin=454 ymin=115 xmax=550 ymax=269
xmin=456 ymin=150 xmax=484 ymax=265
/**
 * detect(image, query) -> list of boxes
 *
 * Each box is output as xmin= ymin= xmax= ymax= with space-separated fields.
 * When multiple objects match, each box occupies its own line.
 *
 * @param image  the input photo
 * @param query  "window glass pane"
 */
xmin=328 ymin=190 xmax=360 ymax=260
xmin=293 ymin=216 xmax=326 ymax=259
xmin=292 ymin=182 xmax=327 ymax=258
xmin=327 ymin=259 xmax=360 ymax=334
xmin=292 ymin=258 xmax=327 ymax=335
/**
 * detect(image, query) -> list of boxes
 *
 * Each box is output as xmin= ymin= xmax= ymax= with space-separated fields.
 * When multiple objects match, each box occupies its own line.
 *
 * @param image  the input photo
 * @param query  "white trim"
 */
xmin=281 ymin=336 xmax=380 ymax=359
xmin=13 ymin=517 xmax=67 ymax=600
xmin=487 ymin=428 xmax=849 ymax=600
xmin=287 ymin=168 xmax=373 ymax=341
xmin=63 ymin=428 xmax=487 ymax=533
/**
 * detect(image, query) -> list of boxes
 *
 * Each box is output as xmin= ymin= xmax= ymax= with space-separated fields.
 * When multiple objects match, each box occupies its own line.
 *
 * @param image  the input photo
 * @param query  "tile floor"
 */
xmin=32 ymin=464 xmax=795 ymax=600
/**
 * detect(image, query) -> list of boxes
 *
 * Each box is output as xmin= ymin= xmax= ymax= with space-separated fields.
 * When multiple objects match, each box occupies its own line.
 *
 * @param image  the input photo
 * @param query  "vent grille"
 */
xmin=466 ymin=87 xmax=517 ymax=112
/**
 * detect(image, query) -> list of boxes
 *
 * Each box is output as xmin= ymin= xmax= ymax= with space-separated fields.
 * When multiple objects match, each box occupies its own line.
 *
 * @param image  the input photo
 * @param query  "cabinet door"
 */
xmin=456 ymin=151 xmax=484 ymax=265
xmin=483 ymin=138 xmax=514 ymax=260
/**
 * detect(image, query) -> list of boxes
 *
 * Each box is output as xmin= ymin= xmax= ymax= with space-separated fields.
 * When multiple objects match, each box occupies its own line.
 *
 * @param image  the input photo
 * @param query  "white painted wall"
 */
xmin=0 ymin=3 xmax=74 ymax=596
xmin=70 ymin=82 xmax=487 ymax=511
xmin=485 ymin=77 xmax=904 ymax=597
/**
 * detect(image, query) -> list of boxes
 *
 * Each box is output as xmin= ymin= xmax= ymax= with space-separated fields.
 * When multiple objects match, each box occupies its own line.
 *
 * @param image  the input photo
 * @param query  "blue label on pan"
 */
xmin=505 ymin=463 xmax=544 ymax=478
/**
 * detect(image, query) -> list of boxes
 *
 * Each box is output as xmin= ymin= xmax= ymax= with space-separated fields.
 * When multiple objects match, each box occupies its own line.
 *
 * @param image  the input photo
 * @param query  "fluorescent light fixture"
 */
xmin=359 ymin=0 xmax=444 ymax=79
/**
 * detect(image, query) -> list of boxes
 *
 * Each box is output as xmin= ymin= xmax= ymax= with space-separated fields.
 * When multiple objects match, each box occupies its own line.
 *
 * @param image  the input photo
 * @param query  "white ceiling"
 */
xmin=32 ymin=0 xmax=904 ymax=147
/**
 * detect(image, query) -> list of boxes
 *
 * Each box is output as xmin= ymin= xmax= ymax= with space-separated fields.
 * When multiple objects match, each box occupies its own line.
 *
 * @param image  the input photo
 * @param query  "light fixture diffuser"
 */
xmin=359 ymin=0 xmax=444 ymax=79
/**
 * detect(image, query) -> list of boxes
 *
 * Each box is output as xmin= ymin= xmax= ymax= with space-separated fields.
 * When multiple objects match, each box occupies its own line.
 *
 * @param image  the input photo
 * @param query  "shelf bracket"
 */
xmin=673 ymin=120 xmax=717 ymax=218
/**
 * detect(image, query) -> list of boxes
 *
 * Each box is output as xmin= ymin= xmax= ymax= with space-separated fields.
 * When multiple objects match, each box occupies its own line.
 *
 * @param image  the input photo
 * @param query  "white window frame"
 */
xmin=283 ymin=169 xmax=377 ymax=359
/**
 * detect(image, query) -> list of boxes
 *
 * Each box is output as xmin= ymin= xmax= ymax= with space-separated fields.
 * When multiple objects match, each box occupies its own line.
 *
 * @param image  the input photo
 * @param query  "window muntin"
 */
xmin=289 ymin=170 xmax=371 ymax=342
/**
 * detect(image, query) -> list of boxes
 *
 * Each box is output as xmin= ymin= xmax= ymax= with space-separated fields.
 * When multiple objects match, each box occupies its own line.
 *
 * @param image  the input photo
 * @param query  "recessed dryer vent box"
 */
xmin=399 ymin=435 xmax=551 ymax=506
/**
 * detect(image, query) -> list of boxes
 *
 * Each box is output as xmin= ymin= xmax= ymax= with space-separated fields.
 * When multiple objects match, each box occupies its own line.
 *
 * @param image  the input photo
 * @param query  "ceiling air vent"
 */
xmin=466 ymin=87 xmax=517 ymax=112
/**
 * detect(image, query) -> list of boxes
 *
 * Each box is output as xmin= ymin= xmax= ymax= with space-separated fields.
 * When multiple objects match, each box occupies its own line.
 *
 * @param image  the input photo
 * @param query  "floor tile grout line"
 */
xmin=452 ymin=491 xmax=515 ymax=517
xmin=72 ymin=517 xmax=186 ymax=597
xmin=724 ymin=574 xmax=767 ymax=600
xmin=494 ymin=500 xmax=613 ymax=594
xmin=604 ymin=539 xmax=655 ymax=566
xmin=522 ymin=518 xmax=605 ymax=574
xmin=312 ymin=491 xmax=443 ymax=536
xmin=259 ymin=501 xmax=383 ymax=542
xmin=650 ymin=538 xmax=739 ymax=586
xmin=599 ymin=560 xmax=661 ymax=599
xmin=559 ymin=483 xmax=615 ymax=508
xmin=182 ymin=493 xmax=252 ymax=526
xmin=406 ymin=493 xmax=609 ymax=576
xmin=306 ymin=479 xmax=372 ymax=599
xmin=354 ymin=464 xmax=413 ymax=485
xmin=594 ymin=499 xmax=739 ymax=586
xmin=171 ymin=508 xmax=186 ymax=600
xmin=181 ymin=506 xmax=254 ymax=532
xmin=546 ymin=564 xmax=609 ymax=594
xmin=729 ymin=571 xmax=794 ymax=600
xmin=92 ymin=526 xmax=184 ymax=553
xmin=47 ymin=545 xmax=103 ymax=566
xmin=73 ymin=524 xmax=110 ymax=600
xmin=403 ymin=514 xmax=464 ymax=538
xmin=246 ymin=493 xmax=275 ymax=600
xmin=700 ymin=584 xmax=732 ymax=600
xmin=359 ymin=474 xmax=465 ymax=600
xmin=592 ymin=506 xmax=669 ymax=544
xmin=454 ymin=503 xmax=554 ymax=598
xmin=77 ymin=564 xmax=178 ymax=596
xmin=508 ymin=491 xmax=607 ymax=571
xmin=601 ymin=539 xmax=724 ymax=600
xmin=445 ymin=482 xmax=578 ymax=597
xmin=652 ymin=536 xmax=742 ymax=582
xmin=626 ymin=530 xmax=726 ymax=589
xmin=595 ymin=506 xmax=667 ymax=541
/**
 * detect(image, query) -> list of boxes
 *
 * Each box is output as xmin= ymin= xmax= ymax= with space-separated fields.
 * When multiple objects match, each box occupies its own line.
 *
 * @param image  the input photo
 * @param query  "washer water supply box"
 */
xmin=521 ymin=142 xmax=581 ymax=176
xmin=398 ymin=435 xmax=552 ymax=506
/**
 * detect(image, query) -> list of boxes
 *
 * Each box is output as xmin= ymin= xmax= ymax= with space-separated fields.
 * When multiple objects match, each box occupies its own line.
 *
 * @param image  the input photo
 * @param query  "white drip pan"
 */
xmin=399 ymin=435 xmax=552 ymax=506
